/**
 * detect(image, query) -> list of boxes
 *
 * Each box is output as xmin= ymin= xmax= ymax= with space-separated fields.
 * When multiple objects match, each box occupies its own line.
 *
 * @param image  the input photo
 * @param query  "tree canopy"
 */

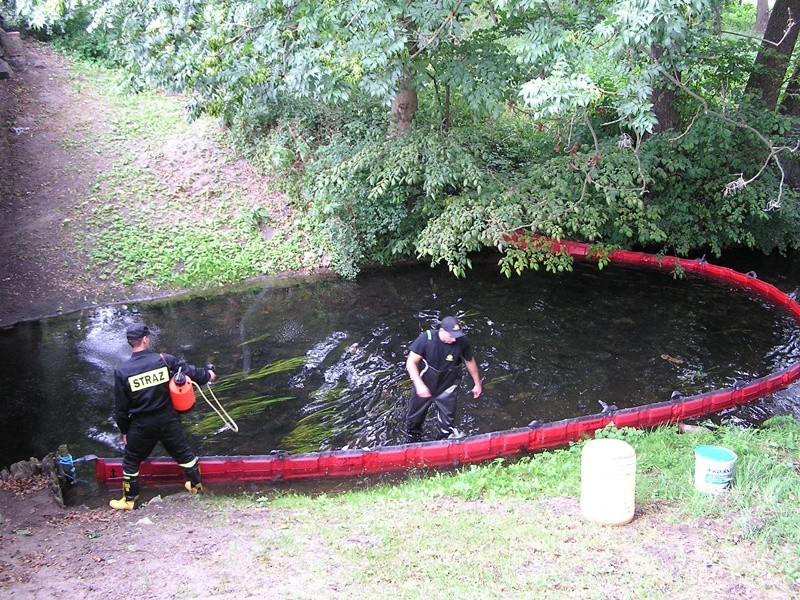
xmin=15 ymin=1 xmax=732 ymax=131
xmin=9 ymin=0 xmax=800 ymax=278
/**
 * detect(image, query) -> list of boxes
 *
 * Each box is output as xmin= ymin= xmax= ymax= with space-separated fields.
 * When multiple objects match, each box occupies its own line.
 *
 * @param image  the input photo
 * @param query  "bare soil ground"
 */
xmin=1 ymin=475 xmax=795 ymax=599
xmin=0 ymin=476 xmax=287 ymax=599
xmin=1 ymin=41 xmax=139 ymax=326
xmin=0 ymin=40 xmax=797 ymax=600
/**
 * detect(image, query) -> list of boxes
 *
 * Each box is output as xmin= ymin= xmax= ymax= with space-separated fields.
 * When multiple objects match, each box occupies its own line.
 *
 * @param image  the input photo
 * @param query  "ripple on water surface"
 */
xmin=1 ymin=259 xmax=799 ymax=467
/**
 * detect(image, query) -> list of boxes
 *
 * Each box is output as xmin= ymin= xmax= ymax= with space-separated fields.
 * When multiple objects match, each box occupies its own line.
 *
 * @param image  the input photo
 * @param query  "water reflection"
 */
xmin=1 ymin=260 xmax=800 ymax=468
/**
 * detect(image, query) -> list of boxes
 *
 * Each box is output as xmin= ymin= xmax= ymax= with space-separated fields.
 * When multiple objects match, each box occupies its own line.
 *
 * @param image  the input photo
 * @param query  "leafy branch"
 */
xmin=409 ymin=0 xmax=464 ymax=59
xmin=649 ymin=51 xmax=796 ymax=208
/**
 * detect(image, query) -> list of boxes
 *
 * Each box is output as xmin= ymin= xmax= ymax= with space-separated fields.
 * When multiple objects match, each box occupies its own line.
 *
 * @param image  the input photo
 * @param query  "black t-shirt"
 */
xmin=409 ymin=329 xmax=473 ymax=396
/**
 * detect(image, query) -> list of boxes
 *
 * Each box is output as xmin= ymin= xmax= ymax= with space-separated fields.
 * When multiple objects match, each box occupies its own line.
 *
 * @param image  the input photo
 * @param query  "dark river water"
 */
xmin=2 ymin=257 xmax=800 ymax=470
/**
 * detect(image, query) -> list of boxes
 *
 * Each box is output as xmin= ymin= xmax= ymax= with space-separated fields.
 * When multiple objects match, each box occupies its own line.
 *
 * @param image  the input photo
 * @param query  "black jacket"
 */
xmin=114 ymin=349 xmax=212 ymax=434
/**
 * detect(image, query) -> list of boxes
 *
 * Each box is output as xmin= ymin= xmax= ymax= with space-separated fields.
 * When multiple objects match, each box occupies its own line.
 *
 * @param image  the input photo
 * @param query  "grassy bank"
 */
xmin=193 ymin=418 xmax=800 ymax=597
xmin=62 ymin=57 xmax=317 ymax=290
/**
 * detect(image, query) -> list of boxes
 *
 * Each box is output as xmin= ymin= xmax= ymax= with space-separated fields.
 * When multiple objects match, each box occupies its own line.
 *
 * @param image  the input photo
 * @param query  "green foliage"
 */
xmin=415 ymin=111 xmax=800 ymax=275
xmin=47 ymin=26 xmax=114 ymax=65
xmin=722 ymin=0 xmax=757 ymax=34
xmin=42 ymin=22 xmax=115 ymax=65
xmin=240 ymin=97 xmax=800 ymax=279
xmin=0 ymin=0 xmax=17 ymax=27
xmin=227 ymin=96 xmax=385 ymax=177
xmin=296 ymin=118 xmax=547 ymax=278
xmin=10 ymin=0 xmax=115 ymax=64
xmin=513 ymin=0 xmax=721 ymax=135
xmin=14 ymin=0 xmax=800 ymax=282
xmin=18 ymin=0 xmax=717 ymax=136
xmin=685 ymin=36 xmax=759 ymax=115
xmin=27 ymin=0 xmax=530 ymax=128
xmin=9 ymin=0 xmax=774 ymax=143
xmin=644 ymin=110 xmax=800 ymax=257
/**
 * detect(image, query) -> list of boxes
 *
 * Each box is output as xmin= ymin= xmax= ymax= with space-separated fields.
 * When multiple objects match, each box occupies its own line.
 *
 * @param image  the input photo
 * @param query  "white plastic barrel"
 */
xmin=580 ymin=438 xmax=637 ymax=525
xmin=694 ymin=445 xmax=737 ymax=494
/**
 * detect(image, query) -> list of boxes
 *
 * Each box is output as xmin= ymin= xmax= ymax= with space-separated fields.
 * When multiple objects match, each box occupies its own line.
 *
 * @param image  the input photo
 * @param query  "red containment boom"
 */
xmin=96 ymin=237 xmax=800 ymax=486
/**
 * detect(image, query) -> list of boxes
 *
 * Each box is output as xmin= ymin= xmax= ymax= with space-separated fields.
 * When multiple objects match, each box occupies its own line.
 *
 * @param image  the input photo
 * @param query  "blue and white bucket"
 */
xmin=694 ymin=445 xmax=737 ymax=494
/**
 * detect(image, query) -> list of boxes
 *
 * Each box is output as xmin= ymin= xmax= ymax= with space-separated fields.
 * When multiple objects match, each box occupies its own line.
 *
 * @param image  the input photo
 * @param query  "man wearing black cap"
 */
xmin=110 ymin=322 xmax=216 ymax=510
xmin=405 ymin=316 xmax=482 ymax=442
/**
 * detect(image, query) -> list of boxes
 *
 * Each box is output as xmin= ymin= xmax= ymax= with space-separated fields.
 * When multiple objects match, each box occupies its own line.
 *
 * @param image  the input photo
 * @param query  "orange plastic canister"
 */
xmin=169 ymin=376 xmax=195 ymax=411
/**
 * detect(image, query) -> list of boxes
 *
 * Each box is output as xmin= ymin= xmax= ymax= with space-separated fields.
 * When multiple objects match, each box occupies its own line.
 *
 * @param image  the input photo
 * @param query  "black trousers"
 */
xmin=122 ymin=410 xmax=196 ymax=476
xmin=406 ymin=385 xmax=458 ymax=441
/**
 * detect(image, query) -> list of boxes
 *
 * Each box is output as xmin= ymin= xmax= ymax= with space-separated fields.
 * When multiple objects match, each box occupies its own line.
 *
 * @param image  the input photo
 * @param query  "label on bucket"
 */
xmin=694 ymin=445 xmax=737 ymax=494
xmin=704 ymin=471 xmax=731 ymax=484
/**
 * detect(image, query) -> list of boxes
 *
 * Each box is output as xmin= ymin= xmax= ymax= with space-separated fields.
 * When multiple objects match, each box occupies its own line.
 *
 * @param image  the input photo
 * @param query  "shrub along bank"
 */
xmin=24 ymin=34 xmax=800 ymax=289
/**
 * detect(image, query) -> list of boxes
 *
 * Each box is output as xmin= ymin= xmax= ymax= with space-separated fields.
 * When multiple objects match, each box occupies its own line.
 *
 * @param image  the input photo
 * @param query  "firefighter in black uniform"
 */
xmin=405 ymin=316 xmax=482 ymax=442
xmin=110 ymin=323 xmax=216 ymax=510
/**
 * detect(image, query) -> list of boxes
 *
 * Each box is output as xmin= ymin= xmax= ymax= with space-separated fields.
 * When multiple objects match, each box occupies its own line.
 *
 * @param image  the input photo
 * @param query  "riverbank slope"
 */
xmin=4 ymin=418 xmax=800 ymax=599
xmin=0 ymin=39 xmax=290 ymax=328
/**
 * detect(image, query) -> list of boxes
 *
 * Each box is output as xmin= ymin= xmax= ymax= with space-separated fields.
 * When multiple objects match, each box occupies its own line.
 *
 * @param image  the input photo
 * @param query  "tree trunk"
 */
xmin=780 ymin=57 xmax=800 ymax=115
xmin=651 ymin=46 xmax=680 ymax=133
xmin=745 ymin=0 xmax=800 ymax=109
xmin=652 ymin=85 xmax=680 ymax=133
xmin=755 ymin=0 xmax=770 ymax=34
xmin=389 ymin=87 xmax=418 ymax=138
xmin=778 ymin=59 xmax=800 ymax=189
xmin=777 ymin=152 xmax=800 ymax=189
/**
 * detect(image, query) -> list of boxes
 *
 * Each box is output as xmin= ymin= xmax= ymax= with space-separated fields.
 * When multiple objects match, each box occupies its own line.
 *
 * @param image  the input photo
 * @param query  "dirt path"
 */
xmin=1 ymin=475 xmax=796 ymax=600
xmin=0 ymin=41 xmax=127 ymax=326
xmin=0 ymin=39 xmax=276 ymax=328
xmin=0 ymin=478 xmax=277 ymax=599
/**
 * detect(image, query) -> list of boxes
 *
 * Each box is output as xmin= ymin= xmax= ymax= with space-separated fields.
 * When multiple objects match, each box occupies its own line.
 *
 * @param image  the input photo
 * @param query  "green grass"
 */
xmin=210 ymin=417 xmax=800 ymax=595
xmin=59 ymin=53 xmax=315 ymax=289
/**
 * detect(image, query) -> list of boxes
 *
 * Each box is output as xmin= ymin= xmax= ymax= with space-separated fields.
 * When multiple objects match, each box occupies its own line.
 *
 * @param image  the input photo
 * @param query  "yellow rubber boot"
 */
xmin=184 ymin=481 xmax=203 ymax=494
xmin=110 ymin=473 xmax=140 ymax=510
xmin=183 ymin=463 xmax=202 ymax=494
xmin=109 ymin=495 xmax=139 ymax=510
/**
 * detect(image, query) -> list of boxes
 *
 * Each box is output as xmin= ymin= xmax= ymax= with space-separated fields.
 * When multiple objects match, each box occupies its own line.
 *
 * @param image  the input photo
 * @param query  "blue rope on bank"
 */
xmin=57 ymin=452 xmax=88 ymax=484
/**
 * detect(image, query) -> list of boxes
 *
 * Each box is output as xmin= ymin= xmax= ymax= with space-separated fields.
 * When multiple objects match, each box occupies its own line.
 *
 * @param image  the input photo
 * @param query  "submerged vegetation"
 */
xmin=190 ymin=357 xmax=307 ymax=437
xmin=281 ymin=406 xmax=344 ymax=454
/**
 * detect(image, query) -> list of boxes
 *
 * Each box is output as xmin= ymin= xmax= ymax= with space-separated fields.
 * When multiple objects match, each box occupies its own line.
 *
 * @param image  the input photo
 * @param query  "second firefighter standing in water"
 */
xmin=110 ymin=323 xmax=216 ymax=510
xmin=405 ymin=316 xmax=482 ymax=442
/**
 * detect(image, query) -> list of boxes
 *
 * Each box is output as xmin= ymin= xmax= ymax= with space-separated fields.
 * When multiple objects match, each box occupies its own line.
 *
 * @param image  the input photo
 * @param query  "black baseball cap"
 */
xmin=126 ymin=323 xmax=150 ymax=340
xmin=439 ymin=316 xmax=465 ymax=338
